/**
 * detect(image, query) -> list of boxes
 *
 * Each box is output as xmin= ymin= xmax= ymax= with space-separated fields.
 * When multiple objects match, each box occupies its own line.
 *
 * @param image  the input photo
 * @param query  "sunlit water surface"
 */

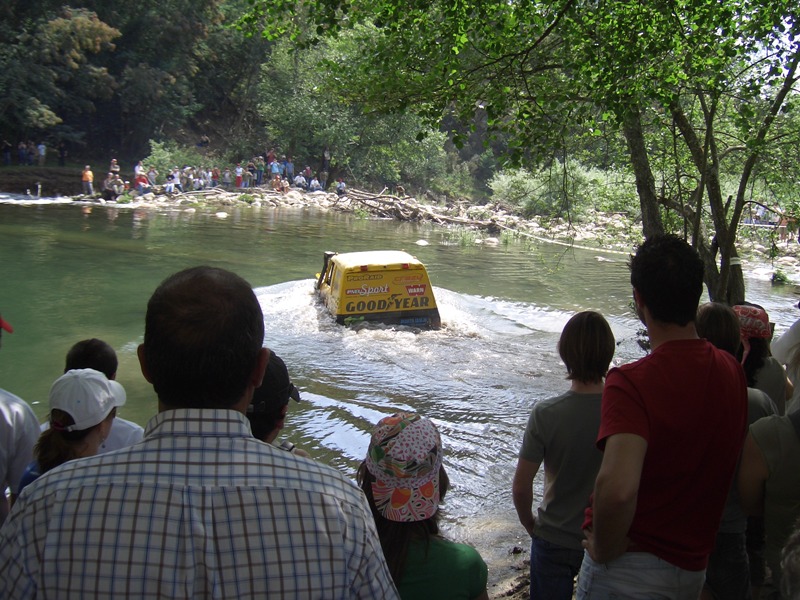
xmin=1 ymin=194 xmax=797 ymax=579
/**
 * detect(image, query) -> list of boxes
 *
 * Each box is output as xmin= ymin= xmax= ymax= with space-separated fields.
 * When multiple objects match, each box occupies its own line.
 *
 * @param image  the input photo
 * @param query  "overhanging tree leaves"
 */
xmin=246 ymin=0 xmax=800 ymax=302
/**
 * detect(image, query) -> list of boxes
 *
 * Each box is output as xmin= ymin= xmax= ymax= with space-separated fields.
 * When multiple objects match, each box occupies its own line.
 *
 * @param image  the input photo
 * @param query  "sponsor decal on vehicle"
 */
xmin=345 ymin=296 xmax=432 ymax=313
xmin=406 ymin=284 xmax=426 ymax=296
xmin=346 ymin=273 xmax=384 ymax=282
xmin=392 ymin=274 xmax=423 ymax=284
xmin=345 ymin=284 xmax=390 ymax=296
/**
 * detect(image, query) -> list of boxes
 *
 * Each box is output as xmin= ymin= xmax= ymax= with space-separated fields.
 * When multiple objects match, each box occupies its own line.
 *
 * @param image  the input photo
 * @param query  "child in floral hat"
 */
xmin=357 ymin=412 xmax=488 ymax=600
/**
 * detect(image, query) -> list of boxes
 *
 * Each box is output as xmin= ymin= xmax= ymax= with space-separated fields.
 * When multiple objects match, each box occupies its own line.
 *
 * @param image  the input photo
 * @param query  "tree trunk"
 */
xmin=622 ymin=106 xmax=663 ymax=239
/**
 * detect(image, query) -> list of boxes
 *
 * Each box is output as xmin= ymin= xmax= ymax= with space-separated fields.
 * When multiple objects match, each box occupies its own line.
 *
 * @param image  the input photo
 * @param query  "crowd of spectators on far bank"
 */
xmin=2 ymin=140 xmax=69 ymax=167
xmin=77 ymin=147 xmax=347 ymax=202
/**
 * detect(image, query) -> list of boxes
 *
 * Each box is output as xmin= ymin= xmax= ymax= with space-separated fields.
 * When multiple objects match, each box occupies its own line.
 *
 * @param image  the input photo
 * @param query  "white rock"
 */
xmin=215 ymin=211 xmax=229 ymax=219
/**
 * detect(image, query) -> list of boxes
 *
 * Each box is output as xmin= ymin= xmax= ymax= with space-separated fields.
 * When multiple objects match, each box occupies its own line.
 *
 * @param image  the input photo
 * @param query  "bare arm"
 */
xmin=583 ymin=433 xmax=647 ymax=564
xmin=738 ymin=432 xmax=768 ymax=516
xmin=512 ymin=457 xmax=541 ymax=537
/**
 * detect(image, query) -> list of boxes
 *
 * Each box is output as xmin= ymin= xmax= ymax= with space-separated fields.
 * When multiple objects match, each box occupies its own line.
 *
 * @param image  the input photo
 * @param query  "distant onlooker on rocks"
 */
xmin=146 ymin=166 xmax=158 ymax=187
xmin=57 ymin=142 xmax=67 ymax=166
xmin=284 ymin=156 xmax=294 ymax=182
xmin=101 ymin=173 xmax=116 ymax=201
xmin=336 ymin=178 xmax=347 ymax=196
xmin=2 ymin=140 xmax=12 ymax=165
xmin=309 ymin=176 xmax=322 ymax=191
xmin=81 ymin=165 xmax=94 ymax=196
xmin=36 ymin=142 xmax=46 ymax=166
xmin=134 ymin=172 xmax=151 ymax=194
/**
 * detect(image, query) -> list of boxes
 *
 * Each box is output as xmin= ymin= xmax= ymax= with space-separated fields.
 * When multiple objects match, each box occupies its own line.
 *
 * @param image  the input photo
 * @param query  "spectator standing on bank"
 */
xmin=696 ymin=302 xmax=778 ymax=600
xmin=246 ymin=350 xmax=309 ymax=457
xmin=578 ymin=235 xmax=748 ymax=599
xmin=2 ymin=140 xmax=12 ymax=165
xmin=57 ymin=141 xmax=67 ymax=166
xmin=146 ymin=166 xmax=158 ymax=187
xmin=63 ymin=338 xmax=144 ymax=452
xmin=514 ymin=311 xmax=615 ymax=600
xmin=0 ymin=266 xmax=399 ymax=599
xmin=358 ymin=412 xmax=489 ymax=600
xmin=36 ymin=142 xmax=45 ymax=166
xmin=0 ymin=314 xmax=39 ymax=526
xmin=284 ymin=156 xmax=294 ymax=182
xmin=734 ymin=304 xmax=792 ymax=415
xmin=17 ymin=369 xmax=124 ymax=493
xmin=739 ymin=408 xmax=800 ymax=599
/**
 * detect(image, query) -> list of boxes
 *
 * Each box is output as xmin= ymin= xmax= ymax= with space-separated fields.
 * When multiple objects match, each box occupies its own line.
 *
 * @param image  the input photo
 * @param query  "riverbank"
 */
xmin=21 ymin=179 xmax=799 ymax=288
xmin=3 ymin=165 xmax=798 ymax=277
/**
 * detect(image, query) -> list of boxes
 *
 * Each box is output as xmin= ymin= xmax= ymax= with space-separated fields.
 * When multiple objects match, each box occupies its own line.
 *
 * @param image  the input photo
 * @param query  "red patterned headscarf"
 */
xmin=732 ymin=305 xmax=771 ymax=364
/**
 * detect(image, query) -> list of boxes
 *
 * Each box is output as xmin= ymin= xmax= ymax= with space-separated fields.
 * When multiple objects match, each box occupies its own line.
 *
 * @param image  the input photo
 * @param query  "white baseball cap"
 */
xmin=49 ymin=369 xmax=126 ymax=432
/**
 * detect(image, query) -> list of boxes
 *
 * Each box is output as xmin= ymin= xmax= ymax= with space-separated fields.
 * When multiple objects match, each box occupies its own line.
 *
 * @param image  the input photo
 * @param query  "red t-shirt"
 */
xmin=586 ymin=338 xmax=747 ymax=571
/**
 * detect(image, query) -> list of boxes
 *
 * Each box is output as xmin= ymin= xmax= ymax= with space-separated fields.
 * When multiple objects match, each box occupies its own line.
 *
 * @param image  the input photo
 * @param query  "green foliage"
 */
xmin=489 ymin=161 xmax=639 ymax=219
xmin=0 ymin=7 xmax=120 ymax=134
xmin=442 ymin=227 xmax=480 ymax=247
xmin=238 ymin=193 xmax=256 ymax=204
xmin=257 ymin=36 xmax=456 ymax=192
xmin=142 ymin=141 xmax=213 ymax=183
xmin=773 ymin=270 xmax=790 ymax=285
xmin=243 ymin=0 xmax=800 ymax=303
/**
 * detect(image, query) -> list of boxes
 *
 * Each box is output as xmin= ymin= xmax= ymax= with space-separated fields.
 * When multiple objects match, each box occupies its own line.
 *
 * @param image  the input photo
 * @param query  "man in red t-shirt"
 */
xmin=578 ymin=235 xmax=748 ymax=599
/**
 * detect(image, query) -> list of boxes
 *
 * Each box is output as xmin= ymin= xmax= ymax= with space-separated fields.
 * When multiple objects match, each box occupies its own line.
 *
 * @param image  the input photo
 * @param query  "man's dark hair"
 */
xmin=630 ymin=234 xmax=704 ymax=326
xmin=558 ymin=311 xmax=615 ymax=383
xmin=696 ymin=303 xmax=741 ymax=357
xmin=142 ymin=266 xmax=264 ymax=408
xmin=65 ymin=338 xmax=118 ymax=379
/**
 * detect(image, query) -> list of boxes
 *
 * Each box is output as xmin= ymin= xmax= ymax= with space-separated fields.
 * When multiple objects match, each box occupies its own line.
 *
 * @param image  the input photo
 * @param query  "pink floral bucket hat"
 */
xmin=365 ymin=412 xmax=443 ymax=523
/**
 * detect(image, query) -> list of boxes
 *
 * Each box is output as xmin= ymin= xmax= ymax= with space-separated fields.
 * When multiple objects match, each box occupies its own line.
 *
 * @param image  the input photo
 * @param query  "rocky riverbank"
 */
xmin=50 ymin=183 xmax=800 ymax=290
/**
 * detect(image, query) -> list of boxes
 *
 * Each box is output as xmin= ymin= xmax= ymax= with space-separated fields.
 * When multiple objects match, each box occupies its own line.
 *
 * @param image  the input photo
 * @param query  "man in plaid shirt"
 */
xmin=0 ymin=266 xmax=398 ymax=600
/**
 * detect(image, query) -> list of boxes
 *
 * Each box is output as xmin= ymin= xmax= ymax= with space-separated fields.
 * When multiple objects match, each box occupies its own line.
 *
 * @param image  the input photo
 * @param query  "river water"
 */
xmin=1 ymin=194 xmax=797 ymax=584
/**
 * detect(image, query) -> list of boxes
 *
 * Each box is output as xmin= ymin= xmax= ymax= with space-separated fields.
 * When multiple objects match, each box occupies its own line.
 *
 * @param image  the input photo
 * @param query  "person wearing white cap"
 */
xmin=0 ymin=313 xmax=39 ymax=526
xmin=17 ymin=368 xmax=125 ymax=493
xmin=63 ymin=338 xmax=144 ymax=452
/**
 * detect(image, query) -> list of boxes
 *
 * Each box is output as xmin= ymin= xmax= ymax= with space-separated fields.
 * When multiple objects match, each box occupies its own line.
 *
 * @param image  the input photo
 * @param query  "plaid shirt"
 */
xmin=0 ymin=408 xmax=398 ymax=599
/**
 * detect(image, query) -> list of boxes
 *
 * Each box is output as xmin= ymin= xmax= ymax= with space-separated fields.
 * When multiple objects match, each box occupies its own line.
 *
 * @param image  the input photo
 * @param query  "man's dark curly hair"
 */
xmin=630 ymin=234 xmax=704 ymax=326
